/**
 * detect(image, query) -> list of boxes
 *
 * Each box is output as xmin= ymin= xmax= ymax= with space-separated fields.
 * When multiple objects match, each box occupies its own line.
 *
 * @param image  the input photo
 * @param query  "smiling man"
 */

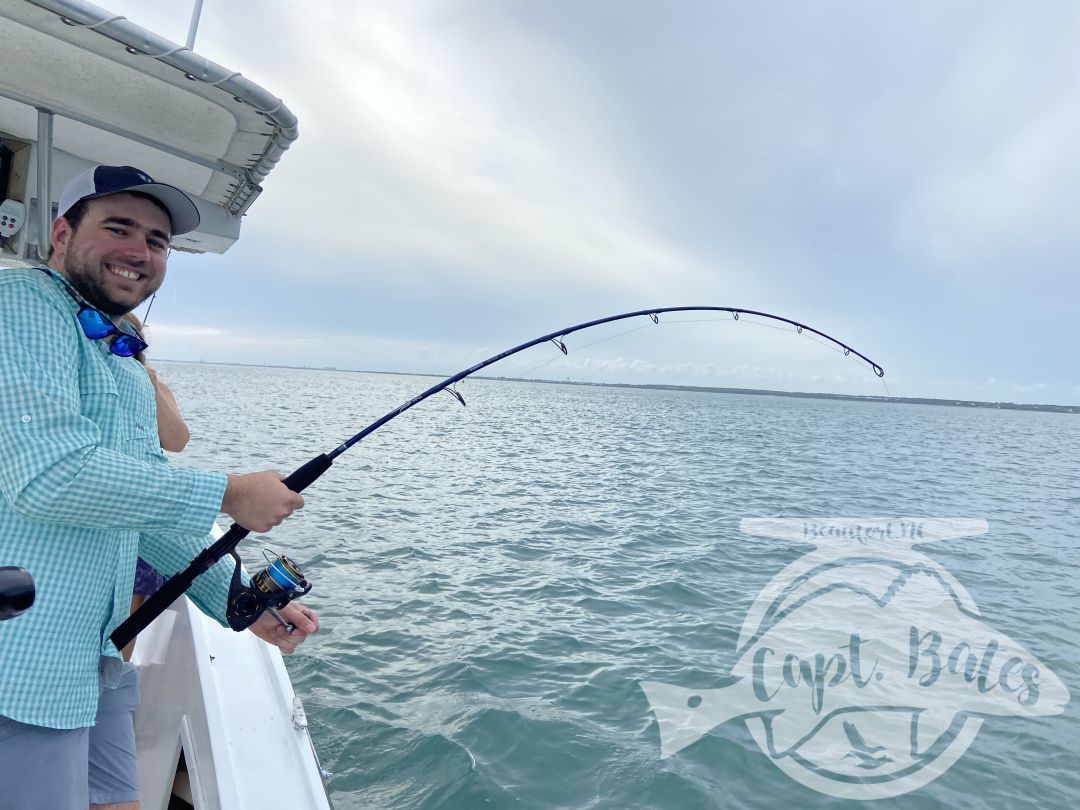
xmin=0 ymin=166 xmax=318 ymax=810
xmin=50 ymin=166 xmax=184 ymax=315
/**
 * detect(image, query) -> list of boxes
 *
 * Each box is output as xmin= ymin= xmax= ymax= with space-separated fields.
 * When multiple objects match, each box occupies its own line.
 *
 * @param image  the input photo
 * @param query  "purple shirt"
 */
xmin=133 ymin=557 xmax=166 ymax=597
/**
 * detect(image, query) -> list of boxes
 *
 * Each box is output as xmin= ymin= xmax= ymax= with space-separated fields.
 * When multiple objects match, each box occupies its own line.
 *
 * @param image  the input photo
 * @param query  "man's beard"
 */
xmin=62 ymin=255 xmax=153 ymax=316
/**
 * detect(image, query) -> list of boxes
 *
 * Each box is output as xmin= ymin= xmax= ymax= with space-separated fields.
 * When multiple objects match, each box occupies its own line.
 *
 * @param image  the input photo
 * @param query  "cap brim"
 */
xmin=84 ymin=182 xmax=201 ymax=236
xmin=134 ymin=183 xmax=201 ymax=236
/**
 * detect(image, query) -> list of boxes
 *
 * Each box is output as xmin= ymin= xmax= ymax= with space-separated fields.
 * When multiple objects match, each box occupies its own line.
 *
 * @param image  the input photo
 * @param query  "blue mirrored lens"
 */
xmin=110 ymin=335 xmax=147 ymax=358
xmin=77 ymin=308 xmax=115 ymax=340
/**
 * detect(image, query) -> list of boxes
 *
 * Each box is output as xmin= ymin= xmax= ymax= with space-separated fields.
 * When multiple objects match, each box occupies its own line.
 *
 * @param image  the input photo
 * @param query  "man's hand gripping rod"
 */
xmin=110 ymin=453 xmax=332 ymax=650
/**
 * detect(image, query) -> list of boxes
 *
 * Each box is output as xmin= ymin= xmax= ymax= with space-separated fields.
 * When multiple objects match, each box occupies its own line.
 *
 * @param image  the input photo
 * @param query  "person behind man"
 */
xmin=0 ymin=165 xmax=320 ymax=809
xmin=121 ymin=312 xmax=190 ymax=454
xmin=116 ymin=312 xmax=190 ymax=662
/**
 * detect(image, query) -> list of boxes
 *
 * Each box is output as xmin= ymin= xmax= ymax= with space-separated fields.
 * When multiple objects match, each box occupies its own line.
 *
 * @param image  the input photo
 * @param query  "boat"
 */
xmin=0 ymin=1 xmax=333 ymax=807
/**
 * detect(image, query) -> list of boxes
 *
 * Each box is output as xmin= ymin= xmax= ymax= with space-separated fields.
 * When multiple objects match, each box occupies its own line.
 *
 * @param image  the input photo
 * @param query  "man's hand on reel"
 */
xmin=249 ymin=601 xmax=319 ymax=655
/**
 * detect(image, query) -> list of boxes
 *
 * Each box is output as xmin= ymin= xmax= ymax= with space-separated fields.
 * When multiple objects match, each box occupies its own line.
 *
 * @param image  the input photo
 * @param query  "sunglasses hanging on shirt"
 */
xmin=38 ymin=268 xmax=149 ymax=358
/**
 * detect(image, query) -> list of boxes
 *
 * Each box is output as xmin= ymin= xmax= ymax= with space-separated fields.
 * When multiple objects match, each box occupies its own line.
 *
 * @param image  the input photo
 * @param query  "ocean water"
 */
xmin=160 ymin=361 xmax=1079 ymax=810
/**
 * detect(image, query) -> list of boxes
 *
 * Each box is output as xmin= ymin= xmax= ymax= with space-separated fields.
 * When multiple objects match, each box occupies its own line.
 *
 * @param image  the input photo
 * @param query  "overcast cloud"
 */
xmin=101 ymin=1 xmax=1079 ymax=404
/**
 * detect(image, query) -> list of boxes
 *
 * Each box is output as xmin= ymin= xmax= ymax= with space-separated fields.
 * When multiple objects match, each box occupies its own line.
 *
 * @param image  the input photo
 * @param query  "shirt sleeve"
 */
xmin=0 ymin=278 xmax=226 ymax=536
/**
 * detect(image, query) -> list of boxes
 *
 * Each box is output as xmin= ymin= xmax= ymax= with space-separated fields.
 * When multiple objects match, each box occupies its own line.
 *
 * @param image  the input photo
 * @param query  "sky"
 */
xmin=99 ymin=1 xmax=1078 ymax=405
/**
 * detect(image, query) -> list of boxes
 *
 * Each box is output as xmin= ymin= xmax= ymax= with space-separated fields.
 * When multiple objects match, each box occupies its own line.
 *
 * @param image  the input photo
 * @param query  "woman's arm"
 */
xmin=146 ymin=366 xmax=190 ymax=452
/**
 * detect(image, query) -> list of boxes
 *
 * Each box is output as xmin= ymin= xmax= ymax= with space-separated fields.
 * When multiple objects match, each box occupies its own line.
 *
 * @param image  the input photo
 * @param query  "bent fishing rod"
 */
xmin=111 ymin=306 xmax=884 ymax=649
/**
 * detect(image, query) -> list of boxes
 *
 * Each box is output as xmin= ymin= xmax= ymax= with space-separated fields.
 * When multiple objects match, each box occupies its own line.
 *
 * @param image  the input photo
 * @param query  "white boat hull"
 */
xmin=132 ymin=596 xmax=332 ymax=810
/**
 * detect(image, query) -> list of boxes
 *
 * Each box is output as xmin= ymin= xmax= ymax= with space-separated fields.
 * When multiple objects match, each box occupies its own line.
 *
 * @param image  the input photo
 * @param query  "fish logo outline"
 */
xmin=640 ymin=518 xmax=1071 ymax=800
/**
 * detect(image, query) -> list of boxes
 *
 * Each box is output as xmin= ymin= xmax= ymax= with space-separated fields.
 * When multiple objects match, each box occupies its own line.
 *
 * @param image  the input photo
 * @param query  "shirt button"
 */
xmin=21 ymin=415 xmax=32 ymax=423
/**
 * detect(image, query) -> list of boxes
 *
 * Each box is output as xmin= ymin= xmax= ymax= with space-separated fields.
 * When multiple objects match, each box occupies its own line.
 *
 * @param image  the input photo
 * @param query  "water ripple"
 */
xmin=160 ymin=363 xmax=1080 ymax=809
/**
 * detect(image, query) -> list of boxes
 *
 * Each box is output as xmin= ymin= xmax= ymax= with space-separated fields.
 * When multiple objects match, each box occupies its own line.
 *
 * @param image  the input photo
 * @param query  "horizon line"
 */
xmin=153 ymin=358 xmax=1078 ymax=414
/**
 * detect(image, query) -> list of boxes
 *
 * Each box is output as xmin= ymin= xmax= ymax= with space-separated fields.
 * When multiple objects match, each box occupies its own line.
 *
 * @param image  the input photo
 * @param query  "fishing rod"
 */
xmin=111 ymin=306 xmax=884 ymax=649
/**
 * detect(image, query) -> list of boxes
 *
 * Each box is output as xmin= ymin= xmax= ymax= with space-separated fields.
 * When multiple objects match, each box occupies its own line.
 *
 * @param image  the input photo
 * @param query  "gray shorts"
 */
xmin=0 ymin=657 xmax=140 ymax=808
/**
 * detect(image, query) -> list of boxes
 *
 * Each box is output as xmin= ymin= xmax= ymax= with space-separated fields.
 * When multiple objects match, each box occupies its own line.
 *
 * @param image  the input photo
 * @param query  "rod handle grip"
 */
xmin=110 ymin=563 xmax=199 ymax=649
xmin=282 ymin=453 xmax=333 ymax=493
xmin=111 ymin=523 xmax=250 ymax=648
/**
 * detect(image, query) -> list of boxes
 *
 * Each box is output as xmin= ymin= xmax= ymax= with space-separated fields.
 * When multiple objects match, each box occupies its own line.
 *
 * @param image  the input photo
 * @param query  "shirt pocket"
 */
xmin=81 ymin=379 xmax=160 ymax=459
xmin=80 ymin=385 xmax=123 ymax=451
xmin=113 ymin=362 xmax=164 ymax=460
xmin=124 ymin=420 xmax=165 ymax=462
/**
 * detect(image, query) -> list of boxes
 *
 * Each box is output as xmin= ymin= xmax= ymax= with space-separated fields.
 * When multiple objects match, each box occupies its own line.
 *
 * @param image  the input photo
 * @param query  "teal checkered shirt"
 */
xmin=0 ymin=267 xmax=233 ymax=729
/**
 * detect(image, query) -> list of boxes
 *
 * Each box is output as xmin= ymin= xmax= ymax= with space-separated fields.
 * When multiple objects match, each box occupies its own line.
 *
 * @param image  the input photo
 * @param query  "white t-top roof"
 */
xmin=0 ymin=0 xmax=298 ymax=253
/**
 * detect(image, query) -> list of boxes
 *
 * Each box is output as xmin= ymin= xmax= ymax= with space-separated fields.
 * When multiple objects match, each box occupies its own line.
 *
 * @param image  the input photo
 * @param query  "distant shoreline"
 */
xmin=156 ymin=359 xmax=1078 ymax=415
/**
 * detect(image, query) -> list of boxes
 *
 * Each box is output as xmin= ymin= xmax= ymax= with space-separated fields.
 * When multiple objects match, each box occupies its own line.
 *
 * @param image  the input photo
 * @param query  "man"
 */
xmin=0 ymin=165 xmax=319 ymax=809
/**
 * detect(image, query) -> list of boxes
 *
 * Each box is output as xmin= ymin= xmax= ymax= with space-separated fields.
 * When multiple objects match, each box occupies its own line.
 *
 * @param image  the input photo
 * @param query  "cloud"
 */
xmin=148 ymin=324 xmax=225 ymax=338
xmin=896 ymin=16 xmax=1080 ymax=272
xmin=95 ymin=0 xmax=1079 ymax=404
xmin=198 ymin=0 xmax=713 ymax=299
xmin=149 ymin=321 xmax=488 ymax=375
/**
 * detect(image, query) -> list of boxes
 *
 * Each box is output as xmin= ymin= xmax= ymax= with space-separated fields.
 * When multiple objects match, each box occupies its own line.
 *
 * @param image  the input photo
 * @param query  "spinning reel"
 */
xmin=226 ymin=550 xmax=312 ymax=632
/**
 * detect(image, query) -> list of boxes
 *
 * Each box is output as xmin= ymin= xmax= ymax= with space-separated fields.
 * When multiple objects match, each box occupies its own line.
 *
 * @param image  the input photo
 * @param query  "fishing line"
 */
xmin=517 ymin=315 xmax=873 ymax=384
xmin=714 ymin=317 xmax=893 ymax=395
xmin=141 ymin=292 xmax=157 ymax=326
xmin=521 ymin=317 xmax=801 ymax=378
xmin=111 ymin=305 xmax=885 ymax=649
xmin=516 ymin=322 xmax=654 ymax=378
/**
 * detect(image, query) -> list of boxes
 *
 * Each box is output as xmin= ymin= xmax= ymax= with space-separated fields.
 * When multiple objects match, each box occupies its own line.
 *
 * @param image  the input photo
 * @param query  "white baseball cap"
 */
xmin=57 ymin=165 xmax=201 ymax=235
